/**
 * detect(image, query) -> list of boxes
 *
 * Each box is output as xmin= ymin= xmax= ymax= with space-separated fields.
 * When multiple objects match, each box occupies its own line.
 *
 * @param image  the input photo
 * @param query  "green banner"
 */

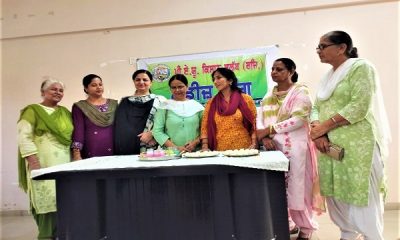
xmin=137 ymin=46 xmax=279 ymax=105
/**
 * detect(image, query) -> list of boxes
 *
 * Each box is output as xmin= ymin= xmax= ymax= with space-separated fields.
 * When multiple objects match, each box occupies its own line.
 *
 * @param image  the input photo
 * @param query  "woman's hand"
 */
xmin=147 ymin=138 xmax=157 ymax=147
xmin=310 ymin=122 xmax=329 ymax=140
xmin=261 ymin=137 xmax=276 ymax=151
xmin=138 ymin=131 xmax=153 ymax=144
xmin=256 ymin=128 xmax=269 ymax=141
xmin=72 ymin=149 xmax=82 ymax=161
xmin=313 ymin=135 xmax=330 ymax=153
xmin=184 ymin=140 xmax=199 ymax=152
xmin=26 ymin=154 xmax=41 ymax=171
xmin=177 ymin=146 xmax=189 ymax=153
xmin=248 ymin=142 xmax=258 ymax=149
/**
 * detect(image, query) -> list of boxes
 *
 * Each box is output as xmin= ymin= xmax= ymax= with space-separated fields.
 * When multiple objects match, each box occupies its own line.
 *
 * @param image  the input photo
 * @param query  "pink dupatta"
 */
xmin=261 ymin=84 xmax=325 ymax=214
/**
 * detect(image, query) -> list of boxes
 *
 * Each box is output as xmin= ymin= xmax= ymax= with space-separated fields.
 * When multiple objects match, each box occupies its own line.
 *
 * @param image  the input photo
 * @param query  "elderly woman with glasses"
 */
xmin=152 ymin=74 xmax=204 ymax=153
xmin=310 ymin=30 xmax=391 ymax=240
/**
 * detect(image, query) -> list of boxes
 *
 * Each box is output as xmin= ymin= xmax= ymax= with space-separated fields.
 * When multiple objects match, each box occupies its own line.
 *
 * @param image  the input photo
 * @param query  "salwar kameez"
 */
xmin=17 ymin=104 xmax=73 ymax=239
xmin=257 ymin=84 xmax=319 ymax=236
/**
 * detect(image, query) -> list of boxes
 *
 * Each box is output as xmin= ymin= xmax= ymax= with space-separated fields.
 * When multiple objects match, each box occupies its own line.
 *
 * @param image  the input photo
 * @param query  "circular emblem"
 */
xmin=152 ymin=64 xmax=171 ymax=82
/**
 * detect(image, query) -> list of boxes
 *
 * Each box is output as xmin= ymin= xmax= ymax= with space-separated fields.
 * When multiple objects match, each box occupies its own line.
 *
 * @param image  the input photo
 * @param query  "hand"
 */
xmin=184 ymin=140 xmax=198 ymax=152
xmin=262 ymin=137 xmax=276 ymax=151
xmin=72 ymin=149 xmax=82 ymax=161
xmin=177 ymin=146 xmax=189 ymax=153
xmin=248 ymin=142 xmax=258 ymax=149
xmin=147 ymin=138 xmax=157 ymax=147
xmin=310 ymin=122 xmax=329 ymax=140
xmin=26 ymin=155 xmax=41 ymax=170
xmin=256 ymin=129 xmax=269 ymax=141
xmin=313 ymin=135 xmax=330 ymax=153
xmin=201 ymin=144 xmax=210 ymax=151
xmin=138 ymin=131 xmax=153 ymax=144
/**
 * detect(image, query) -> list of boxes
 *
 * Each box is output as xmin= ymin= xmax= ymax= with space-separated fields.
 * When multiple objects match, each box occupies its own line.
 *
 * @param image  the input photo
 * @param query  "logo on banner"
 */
xmin=152 ymin=64 xmax=171 ymax=82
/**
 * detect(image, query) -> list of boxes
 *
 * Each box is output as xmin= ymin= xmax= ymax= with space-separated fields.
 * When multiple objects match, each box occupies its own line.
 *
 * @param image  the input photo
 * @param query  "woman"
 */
xmin=71 ymin=74 xmax=118 ymax=160
xmin=201 ymin=67 xmax=257 ymax=151
xmin=257 ymin=58 xmax=319 ymax=240
xmin=17 ymin=78 xmax=73 ymax=239
xmin=114 ymin=69 xmax=166 ymax=155
xmin=310 ymin=31 xmax=390 ymax=240
xmin=153 ymin=74 xmax=204 ymax=152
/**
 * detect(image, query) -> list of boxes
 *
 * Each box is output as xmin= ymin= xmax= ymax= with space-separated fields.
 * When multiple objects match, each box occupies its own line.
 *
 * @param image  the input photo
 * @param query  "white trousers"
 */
xmin=326 ymin=145 xmax=385 ymax=240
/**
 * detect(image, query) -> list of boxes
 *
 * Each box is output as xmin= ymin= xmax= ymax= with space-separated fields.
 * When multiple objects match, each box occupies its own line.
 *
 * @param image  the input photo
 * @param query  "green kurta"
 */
xmin=311 ymin=59 xmax=379 ymax=206
xmin=18 ymin=104 xmax=73 ymax=214
xmin=153 ymin=106 xmax=203 ymax=148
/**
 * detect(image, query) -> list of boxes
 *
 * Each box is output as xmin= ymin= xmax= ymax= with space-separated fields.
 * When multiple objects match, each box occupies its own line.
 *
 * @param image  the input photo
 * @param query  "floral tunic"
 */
xmin=311 ymin=59 xmax=379 ymax=206
xmin=258 ymin=84 xmax=316 ymax=210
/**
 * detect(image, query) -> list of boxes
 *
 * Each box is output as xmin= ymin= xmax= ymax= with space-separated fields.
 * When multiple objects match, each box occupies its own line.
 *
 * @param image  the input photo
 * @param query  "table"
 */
xmin=33 ymin=152 xmax=290 ymax=240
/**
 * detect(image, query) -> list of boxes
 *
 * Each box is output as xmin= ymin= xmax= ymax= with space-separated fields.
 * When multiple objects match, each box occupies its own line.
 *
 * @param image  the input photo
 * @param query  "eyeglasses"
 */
xmin=316 ymin=43 xmax=337 ymax=51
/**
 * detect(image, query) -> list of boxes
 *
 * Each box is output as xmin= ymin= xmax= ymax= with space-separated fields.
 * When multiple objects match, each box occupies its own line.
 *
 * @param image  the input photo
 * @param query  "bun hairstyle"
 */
xmin=324 ymin=30 xmax=359 ymax=58
xmin=82 ymin=74 xmax=102 ymax=93
xmin=275 ymin=58 xmax=298 ymax=83
xmin=132 ymin=69 xmax=153 ymax=81
xmin=168 ymin=74 xmax=188 ymax=87
xmin=211 ymin=67 xmax=241 ymax=92
xmin=40 ymin=76 xmax=65 ymax=92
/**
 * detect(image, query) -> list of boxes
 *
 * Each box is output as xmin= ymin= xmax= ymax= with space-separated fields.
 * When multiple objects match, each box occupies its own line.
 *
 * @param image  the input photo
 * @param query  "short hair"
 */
xmin=168 ymin=74 xmax=188 ymax=87
xmin=40 ymin=76 xmax=65 ymax=92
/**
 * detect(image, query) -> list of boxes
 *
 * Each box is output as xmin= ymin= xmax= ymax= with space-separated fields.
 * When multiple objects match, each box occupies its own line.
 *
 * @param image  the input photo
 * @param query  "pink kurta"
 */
xmin=257 ymin=84 xmax=317 ymax=211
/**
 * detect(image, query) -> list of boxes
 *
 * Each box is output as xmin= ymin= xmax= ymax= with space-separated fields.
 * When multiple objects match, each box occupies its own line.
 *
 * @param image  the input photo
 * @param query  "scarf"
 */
xmin=18 ymin=104 xmax=73 ymax=192
xmin=317 ymin=58 xmax=391 ymax=158
xmin=207 ymin=90 xmax=254 ymax=150
xmin=128 ymin=94 xmax=166 ymax=148
xmin=316 ymin=58 xmax=357 ymax=100
xmin=74 ymin=99 xmax=118 ymax=127
xmin=158 ymin=99 xmax=204 ymax=117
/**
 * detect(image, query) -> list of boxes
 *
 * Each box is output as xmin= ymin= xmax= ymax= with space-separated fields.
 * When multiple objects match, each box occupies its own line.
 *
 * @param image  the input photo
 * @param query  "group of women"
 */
xmin=17 ymin=30 xmax=389 ymax=240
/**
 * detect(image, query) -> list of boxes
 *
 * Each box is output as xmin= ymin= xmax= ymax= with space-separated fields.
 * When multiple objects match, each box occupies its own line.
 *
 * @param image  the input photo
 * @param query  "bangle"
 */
xmin=269 ymin=124 xmax=274 ymax=135
xmin=331 ymin=117 xmax=338 ymax=127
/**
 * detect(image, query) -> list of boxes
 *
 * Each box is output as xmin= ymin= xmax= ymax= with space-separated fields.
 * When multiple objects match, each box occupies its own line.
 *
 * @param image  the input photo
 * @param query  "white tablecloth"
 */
xmin=31 ymin=151 xmax=289 ymax=178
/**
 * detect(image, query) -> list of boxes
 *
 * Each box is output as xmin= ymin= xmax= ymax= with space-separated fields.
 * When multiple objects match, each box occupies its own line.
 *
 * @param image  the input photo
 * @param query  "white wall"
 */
xmin=1 ymin=0 xmax=399 ymax=211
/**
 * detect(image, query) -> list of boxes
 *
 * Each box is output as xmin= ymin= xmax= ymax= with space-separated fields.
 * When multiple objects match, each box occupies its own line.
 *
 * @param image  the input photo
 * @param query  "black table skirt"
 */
xmin=38 ymin=165 xmax=289 ymax=240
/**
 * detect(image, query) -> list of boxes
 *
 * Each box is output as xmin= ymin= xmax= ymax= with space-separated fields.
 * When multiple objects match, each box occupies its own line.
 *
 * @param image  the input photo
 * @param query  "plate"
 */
xmin=138 ymin=155 xmax=180 ymax=161
xmin=223 ymin=153 xmax=259 ymax=157
xmin=182 ymin=151 xmax=220 ymax=158
xmin=222 ymin=149 xmax=259 ymax=157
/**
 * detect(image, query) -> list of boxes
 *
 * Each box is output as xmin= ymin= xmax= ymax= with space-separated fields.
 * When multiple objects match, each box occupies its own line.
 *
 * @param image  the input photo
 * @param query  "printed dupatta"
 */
xmin=260 ymin=84 xmax=325 ymax=214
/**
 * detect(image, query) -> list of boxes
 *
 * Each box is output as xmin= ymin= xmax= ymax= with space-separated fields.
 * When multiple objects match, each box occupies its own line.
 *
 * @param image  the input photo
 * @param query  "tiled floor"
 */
xmin=1 ymin=210 xmax=399 ymax=240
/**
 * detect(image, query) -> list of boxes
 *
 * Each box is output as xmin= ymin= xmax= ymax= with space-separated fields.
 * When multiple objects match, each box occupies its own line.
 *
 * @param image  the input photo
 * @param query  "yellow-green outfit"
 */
xmin=311 ymin=58 xmax=390 ymax=239
xmin=17 ymin=104 xmax=73 ymax=239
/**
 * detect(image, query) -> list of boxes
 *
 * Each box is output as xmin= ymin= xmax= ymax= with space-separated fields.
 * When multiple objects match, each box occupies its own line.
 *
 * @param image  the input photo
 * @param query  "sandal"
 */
xmin=289 ymin=226 xmax=299 ymax=235
xmin=296 ymin=231 xmax=312 ymax=240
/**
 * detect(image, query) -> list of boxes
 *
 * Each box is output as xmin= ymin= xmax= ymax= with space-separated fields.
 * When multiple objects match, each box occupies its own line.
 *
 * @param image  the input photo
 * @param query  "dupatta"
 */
xmin=261 ymin=84 xmax=325 ymax=214
xmin=207 ymin=90 xmax=254 ymax=150
xmin=18 ymin=104 xmax=73 ymax=192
